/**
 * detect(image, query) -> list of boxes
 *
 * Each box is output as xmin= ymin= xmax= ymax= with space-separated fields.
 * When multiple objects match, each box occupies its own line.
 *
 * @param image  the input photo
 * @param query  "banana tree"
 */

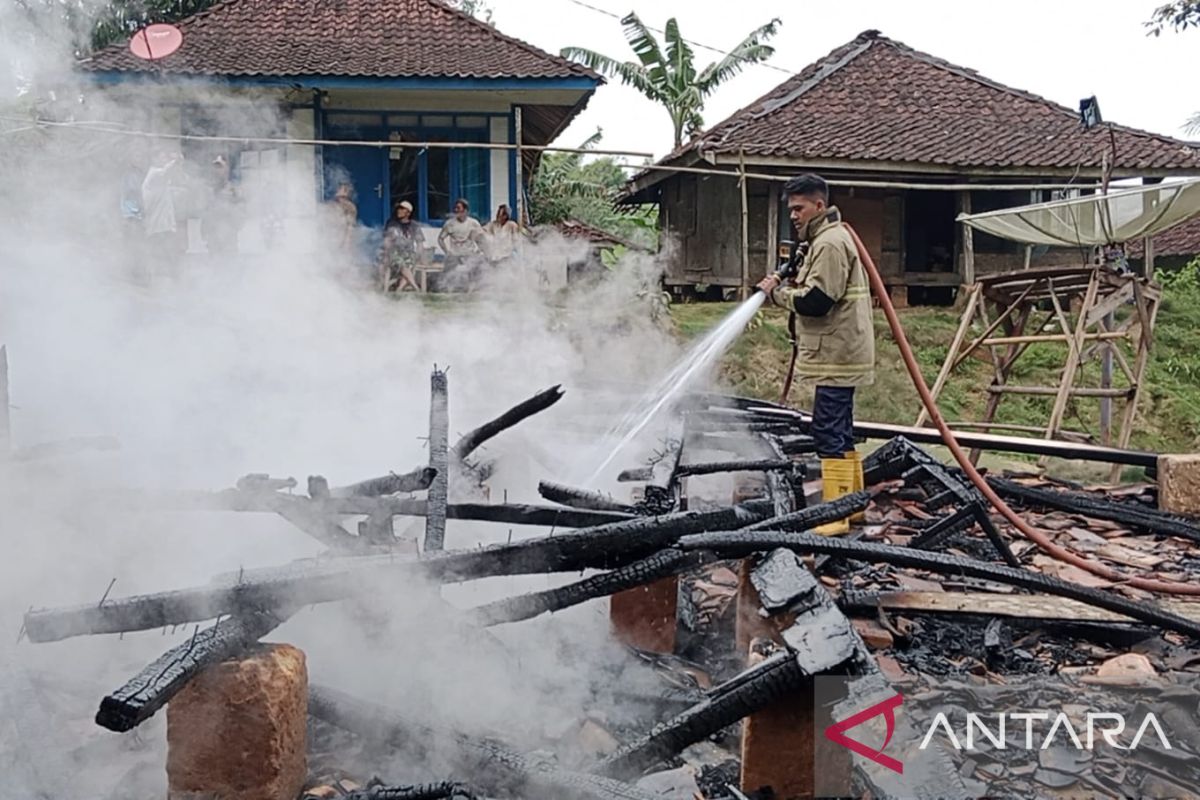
xmin=562 ymin=13 xmax=780 ymax=149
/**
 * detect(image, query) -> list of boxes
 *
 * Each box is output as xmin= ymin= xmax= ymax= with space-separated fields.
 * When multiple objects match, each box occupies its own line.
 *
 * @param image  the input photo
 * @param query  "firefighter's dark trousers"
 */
xmin=812 ymin=386 xmax=856 ymax=458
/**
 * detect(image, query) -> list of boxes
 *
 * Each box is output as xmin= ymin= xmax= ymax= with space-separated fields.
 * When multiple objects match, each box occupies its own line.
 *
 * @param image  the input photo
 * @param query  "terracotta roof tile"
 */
xmin=80 ymin=0 xmax=600 ymax=81
xmin=1127 ymin=216 xmax=1200 ymax=260
xmin=682 ymin=30 xmax=1200 ymax=172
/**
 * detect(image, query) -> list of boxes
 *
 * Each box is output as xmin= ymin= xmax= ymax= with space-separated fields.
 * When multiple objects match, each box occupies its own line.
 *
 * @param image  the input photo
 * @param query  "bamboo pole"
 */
xmin=7 ymin=117 xmax=1108 ymax=193
xmin=973 ymin=331 xmax=1128 ymax=347
xmin=915 ymin=285 xmax=979 ymax=427
xmin=1044 ymin=273 xmax=1100 ymax=440
xmin=985 ymin=386 xmax=1131 ymax=397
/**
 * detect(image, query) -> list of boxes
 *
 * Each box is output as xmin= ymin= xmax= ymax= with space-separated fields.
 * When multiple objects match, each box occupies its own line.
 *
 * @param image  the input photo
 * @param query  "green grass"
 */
xmin=667 ymin=272 xmax=1200 ymax=463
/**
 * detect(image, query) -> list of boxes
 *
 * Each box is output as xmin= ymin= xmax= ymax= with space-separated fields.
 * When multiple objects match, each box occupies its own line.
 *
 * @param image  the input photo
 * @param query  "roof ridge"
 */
xmin=880 ymin=35 xmax=1200 ymax=150
xmin=695 ymin=33 xmax=873 ymax=151
xmin=423 ymin=0 xmax=600 ymax=80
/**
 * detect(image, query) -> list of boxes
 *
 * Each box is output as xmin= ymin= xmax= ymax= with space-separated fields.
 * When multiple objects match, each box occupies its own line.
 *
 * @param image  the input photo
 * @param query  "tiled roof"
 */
xmin=678 ymin=30 xmax=1200 ymax=173
xmin=1128 ymin=216 xmax=1200 ymax=260
xmin=80 ymin=0 xmax=600 ymax=81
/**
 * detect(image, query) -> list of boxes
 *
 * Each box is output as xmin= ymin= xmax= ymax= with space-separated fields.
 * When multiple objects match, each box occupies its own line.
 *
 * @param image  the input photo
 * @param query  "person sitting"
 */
xmin=437 ymin=198 xmax=484 ymax=288
xmin=484 ymin=203 xmax=521 ymax=268
xmin=378 ymin=200 xmax=424 ymax=292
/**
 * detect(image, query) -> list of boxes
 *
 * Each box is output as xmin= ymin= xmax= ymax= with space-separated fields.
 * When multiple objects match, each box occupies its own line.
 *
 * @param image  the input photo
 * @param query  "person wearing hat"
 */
xmin=378 ymin=200 xmax=424 ymax=292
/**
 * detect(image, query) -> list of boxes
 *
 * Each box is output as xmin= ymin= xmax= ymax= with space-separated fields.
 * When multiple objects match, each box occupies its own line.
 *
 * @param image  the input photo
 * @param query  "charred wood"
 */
xmin=469 ymin=547 xmax=712 ymax=627
xmin=451 ymin=385 xmax=564 ymax=462
xmin=908 ymin=506 xmax=978 ymax=550
xmin=24 ymin=505 xmax=770 ymax=642
xmin=334 ymin=467 xmax=438 ymax=498
xmin=988 ymin=476 xmax=1200 ymax=544
xmin=538 ymin=481 xmax=636 ymax=514
xmin=95 ymin=607 xmax=293 ymax=732
xmin=158 ymin=491 xmax=635 ymax=529
xmin=597 ymin=652 xmax=804 ymax=779
xmin=741 ymin=491 xmax=870 ymax=532
xmin=425 ymin=369 xmax=449 ymax=551
xmin=309 ymin=685 xmax=659 ymax=800
xmin=677 ymin=531 xmax=1200 ymax=639
xmin=601 ymin=552 xmax=866 ymax=779
xmin=643 ymin=417 xmax=685 ymax=514
xmin=272 ymin=497 xmax=368 ymax=552
xmin=675 ymin=458 xmax=794 ymax=478
xmin=235 ymin=474 xmax=297 ymax=493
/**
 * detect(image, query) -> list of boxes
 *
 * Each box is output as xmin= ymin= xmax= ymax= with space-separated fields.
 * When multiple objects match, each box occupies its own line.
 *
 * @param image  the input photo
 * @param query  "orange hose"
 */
xmin=843 ymin=223 xmax=1200 ymax=596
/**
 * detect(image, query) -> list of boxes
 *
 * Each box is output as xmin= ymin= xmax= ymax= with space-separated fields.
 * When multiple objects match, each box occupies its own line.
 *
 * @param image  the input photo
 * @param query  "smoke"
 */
xmin=0 ymin=11 xmax=698 ymax=796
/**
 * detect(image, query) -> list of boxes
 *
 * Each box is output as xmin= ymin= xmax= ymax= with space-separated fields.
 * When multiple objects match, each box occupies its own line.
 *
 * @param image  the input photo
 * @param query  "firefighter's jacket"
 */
xmin=770 ymin=207 xmax=875 ymax=387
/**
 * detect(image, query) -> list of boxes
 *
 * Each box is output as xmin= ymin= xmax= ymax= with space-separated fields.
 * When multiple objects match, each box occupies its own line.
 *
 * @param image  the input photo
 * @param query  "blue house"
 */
xmin=81 ymin=0 xmax=601 ymax=233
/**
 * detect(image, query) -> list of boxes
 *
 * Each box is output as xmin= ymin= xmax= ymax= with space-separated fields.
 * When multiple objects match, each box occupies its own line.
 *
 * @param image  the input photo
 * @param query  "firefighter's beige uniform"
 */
xmin=770 ymin=207 xmax=875 ymax=532
xmin=771 ymin=207 xmax=875 ymax=387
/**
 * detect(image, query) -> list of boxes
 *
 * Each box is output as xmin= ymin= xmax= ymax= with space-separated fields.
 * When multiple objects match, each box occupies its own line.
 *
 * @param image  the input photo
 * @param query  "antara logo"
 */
xmin=918 ymin=711 xmax=1174 ymax=751
xmin=824 ymin=692 xmax=905 ymax=774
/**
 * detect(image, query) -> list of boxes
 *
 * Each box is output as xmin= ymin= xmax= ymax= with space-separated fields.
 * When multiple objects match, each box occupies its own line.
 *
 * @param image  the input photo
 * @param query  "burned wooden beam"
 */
xmin=741 ymin=491 xmax=870 ymax=532
xmin=425 ymin=368 xmax=449 ymax=551
xmin=469 ymin=547 xmax=711 ymax=627
xmin=271 ymin=496 xmax=368 ymax=552
xmin=738 ymin=405 xmax=1159 ymax=469
xmin=95 ymin=607 xmax=293 ymax=732
xmin=643 ymin=416 xmax=685 ymax=514
xmin=333 ymin=467 xmax=438 ymax=498
xmin=988 ymin=476 xmax=1200 ymax=544
xmin=537 ymin=481 xmax=636 ymax=514
xmin=621 ymin=456 xmax=800 ymax=484
xmin=677 ymin=458 xmax=794 ymax=478
xmin=599 ymin=550 xmax=865 ymax=780
xmin=598 ymin=652 xmax=804 ymax=780
xmin=451 ymin=384 xmax=564 ymax=462
xmin=677 ymin=531 xmax=1200 ymax=639
xmin=309 ymin=685 xmax=659 ymax=800
xmin=838 ymin=589 xmax=1200 ymax=625
xmin=24 ymin=504 xmax=771 ymax=642
xmin=135 ymin=488 xmax=636 ymax=528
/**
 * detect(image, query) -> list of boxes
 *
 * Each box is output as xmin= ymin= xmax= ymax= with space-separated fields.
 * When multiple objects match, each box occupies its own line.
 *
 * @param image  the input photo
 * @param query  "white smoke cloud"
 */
xmin=0 ymin=8 xmax=710 ymax=795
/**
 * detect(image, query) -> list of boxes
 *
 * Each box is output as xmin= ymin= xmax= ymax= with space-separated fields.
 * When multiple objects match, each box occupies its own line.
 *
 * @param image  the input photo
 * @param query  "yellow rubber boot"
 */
xmin=844 ymin=449 xmax=865 ymax=522
xmin=814 ymin=457 xmax=855 ymax=535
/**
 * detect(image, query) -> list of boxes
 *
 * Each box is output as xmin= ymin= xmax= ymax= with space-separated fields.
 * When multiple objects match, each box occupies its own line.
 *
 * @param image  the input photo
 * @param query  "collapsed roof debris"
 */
xmin=15 ymin=375 xmax=1200 ymax=799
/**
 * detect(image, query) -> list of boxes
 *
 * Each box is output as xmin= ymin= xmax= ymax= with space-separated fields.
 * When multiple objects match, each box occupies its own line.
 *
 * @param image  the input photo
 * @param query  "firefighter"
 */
xmin=756 ymin=173 xmax=875 ymax=533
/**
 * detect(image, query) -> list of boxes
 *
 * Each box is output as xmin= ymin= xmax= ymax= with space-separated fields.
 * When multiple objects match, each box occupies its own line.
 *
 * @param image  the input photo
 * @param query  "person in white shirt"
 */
xmin=437 ymin=198 xmax=484 ymax=288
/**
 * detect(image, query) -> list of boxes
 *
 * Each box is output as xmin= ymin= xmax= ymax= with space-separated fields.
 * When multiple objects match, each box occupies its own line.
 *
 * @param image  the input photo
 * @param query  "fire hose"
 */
xmin=804 ymin=223 xmax=1200 ymax=596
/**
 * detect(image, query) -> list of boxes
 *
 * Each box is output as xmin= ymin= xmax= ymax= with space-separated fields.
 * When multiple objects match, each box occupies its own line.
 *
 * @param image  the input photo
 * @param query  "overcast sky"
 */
xmin=487 ymin=0 xmax=1199 ymax=160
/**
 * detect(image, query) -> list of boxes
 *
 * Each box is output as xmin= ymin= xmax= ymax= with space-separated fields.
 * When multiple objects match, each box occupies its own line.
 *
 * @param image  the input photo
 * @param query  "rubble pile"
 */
xmin=16 ymin=379 xmax=1200 ymax=799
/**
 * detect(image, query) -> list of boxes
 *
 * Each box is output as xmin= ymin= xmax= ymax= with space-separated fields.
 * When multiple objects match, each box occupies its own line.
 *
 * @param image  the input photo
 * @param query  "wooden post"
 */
xmin=916 ymin=286 xmax=979 ymax=427
xmin=0 ymin=345 xmax=9 ymax=454
xmin=1144 ymin=235 xmax=1155 ymax=281
xmin=739 ymin=149 xmax=750 ymax=300
xmin=1023 ymin=244 xmax=1033 ymax=270
xmin=514 ymin=107 xmax=525 ymax=228
xmin=766 ymin=182 xmax=779 ymax=279
xmin=959 ymin=191 xmax=975 ymax=285
xmin=1044 ymin=273 xmax=1100 ymax=441
xmin=1100 ymin=313 xmax=1114 ymax=446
